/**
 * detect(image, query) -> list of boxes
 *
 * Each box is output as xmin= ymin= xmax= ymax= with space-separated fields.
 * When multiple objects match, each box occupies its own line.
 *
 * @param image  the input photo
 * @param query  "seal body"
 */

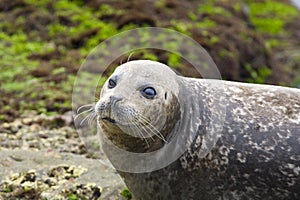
xmin=96 ymin=60 xmax=300 ymax=200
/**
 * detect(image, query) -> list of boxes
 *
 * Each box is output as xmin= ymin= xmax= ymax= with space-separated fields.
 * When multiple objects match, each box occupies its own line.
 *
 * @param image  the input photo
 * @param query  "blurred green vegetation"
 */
xmin=248 ymin=0 xmax=298 ymax=35
xmin=0 ymin=0 xmax=299 ymax=122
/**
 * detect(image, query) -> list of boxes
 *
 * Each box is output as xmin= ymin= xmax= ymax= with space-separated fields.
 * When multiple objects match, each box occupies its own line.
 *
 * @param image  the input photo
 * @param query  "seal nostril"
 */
xmin=95 ymin=101 xmax=105 ymax=113
xmin=99 ymin=103 xmax=105 ymax=112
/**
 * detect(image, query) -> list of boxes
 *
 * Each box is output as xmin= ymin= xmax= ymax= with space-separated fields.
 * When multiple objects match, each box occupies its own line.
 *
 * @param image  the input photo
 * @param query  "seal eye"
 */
xmin=108 ymin=78 xmax=116 ymax=89
xmin=141 ymin=87 xmax=156 ymax=99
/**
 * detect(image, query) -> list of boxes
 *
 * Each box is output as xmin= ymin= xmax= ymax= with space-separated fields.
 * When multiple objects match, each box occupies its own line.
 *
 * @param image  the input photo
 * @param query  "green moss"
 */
xmin=0 ymin=0 xmax=120 ymax=117
xmin=81 ymin=23 xmax=118 ymax=55
xmin=292 ymin=76 xmax=300 ymax=88
xmin=142 ymin=51 xmax=158 ymax=61
xmin=44 ymin=0 xmax=119 ymax=55
xmin=198 ymin=4 xmax=232 ymax=17
xmin=24 ymin=0 xmax=50 ymax=6
xmin=233 ymin=3 xmax=242 ymax=12
xmin=154 ymin=0 xmax=165 ymax=9
xmin=264 ymin=39 xmax=280 ymax=50
xmin=188 ymin=12 xmax=197 ymax=21
xmin=52 ymin=67 xmax=66 ymax=75
xmin=170 ymin=20 xmax=192 ymax=34
xmin=2 ymin=187 xmax=12 ymax=193
xmin=167 ymin=53 xmax=181 ymax=69
xmin=67 ymin=193 xmax=79 ymax=200
xmin=48 ymin=23 xmax=68 ymax=37
xmin=95 ymin=4 xmax=123 ymax=16
xmin=49 ymin=12 xmax=116 ymax=37
xmin=251 ymin=18 xmax=284 ymax=35
xmin=218 ymin=49 xmax=236 ymax=58
xmin=209 ymin=35 xmax=219 ymax=45
xmin=3 ymin=105 xmax=11 ymax=111
xmin=0 ymin=0 xmax=116 ymax=121
xmin=201 ymin=30 xmax=209 ymax=37
xmin=2 ymin=80 xmax=32 ymax=93
xmin=248 ymin=0 xmax=298 ymax=35
xmin=0 ymin=31 xmax=49 ymax=93
xmin=197 ymin=18 xmax=216 ymax=29
xmin=0 ymin=32 xmax=47 ymax=57
xmin=24 ymin=186 xmax=31 ymax=192
xmin=120 ymin=188 xmax=132 ymax=200
xmin=244 ymin=64 xmax=272 ymax=84
xmin=55 ymin=0 xmax=78 ymax=9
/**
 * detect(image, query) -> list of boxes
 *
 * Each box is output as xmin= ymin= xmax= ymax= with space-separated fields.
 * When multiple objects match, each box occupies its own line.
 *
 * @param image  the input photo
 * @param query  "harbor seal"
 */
xmin=95 ymin=60 xmax=300 ymax=199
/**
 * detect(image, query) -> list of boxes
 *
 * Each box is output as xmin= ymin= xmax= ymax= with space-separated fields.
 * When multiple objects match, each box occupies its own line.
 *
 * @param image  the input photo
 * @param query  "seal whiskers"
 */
xmin=129 ymin=119 xmax=151 ymax=148
xmin=74 ymin=104 xmax=96 ymax=126
xmin=137 ymin=114 xmax=168 ymax=143
xmin=79 ymin=110 xmax=93 ymax=126
xmin=76 ymin=103 xmax=95 ymax=114
xmin=132 ymin=119 xmax=156 ymax=142
xmin=133 ymin=117 xmax=155 ymax=141
xmin=87 ymin=111 xmax=97 ymax=126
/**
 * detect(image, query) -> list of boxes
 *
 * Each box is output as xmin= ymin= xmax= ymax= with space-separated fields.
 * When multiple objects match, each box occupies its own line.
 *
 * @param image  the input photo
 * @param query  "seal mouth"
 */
xmin=102 ymin=117 xmax=116 ymax=124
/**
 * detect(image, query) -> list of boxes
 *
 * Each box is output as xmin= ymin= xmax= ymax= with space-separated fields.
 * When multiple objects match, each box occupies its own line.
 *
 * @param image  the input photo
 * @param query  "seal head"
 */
xmin=95 ymin=60 xmax=181 ymax=153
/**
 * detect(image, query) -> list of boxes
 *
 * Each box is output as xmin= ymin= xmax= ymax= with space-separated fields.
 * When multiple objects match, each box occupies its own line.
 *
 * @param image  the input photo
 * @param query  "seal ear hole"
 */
xmin=164 ymin=92 xmax=167 ymax=100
